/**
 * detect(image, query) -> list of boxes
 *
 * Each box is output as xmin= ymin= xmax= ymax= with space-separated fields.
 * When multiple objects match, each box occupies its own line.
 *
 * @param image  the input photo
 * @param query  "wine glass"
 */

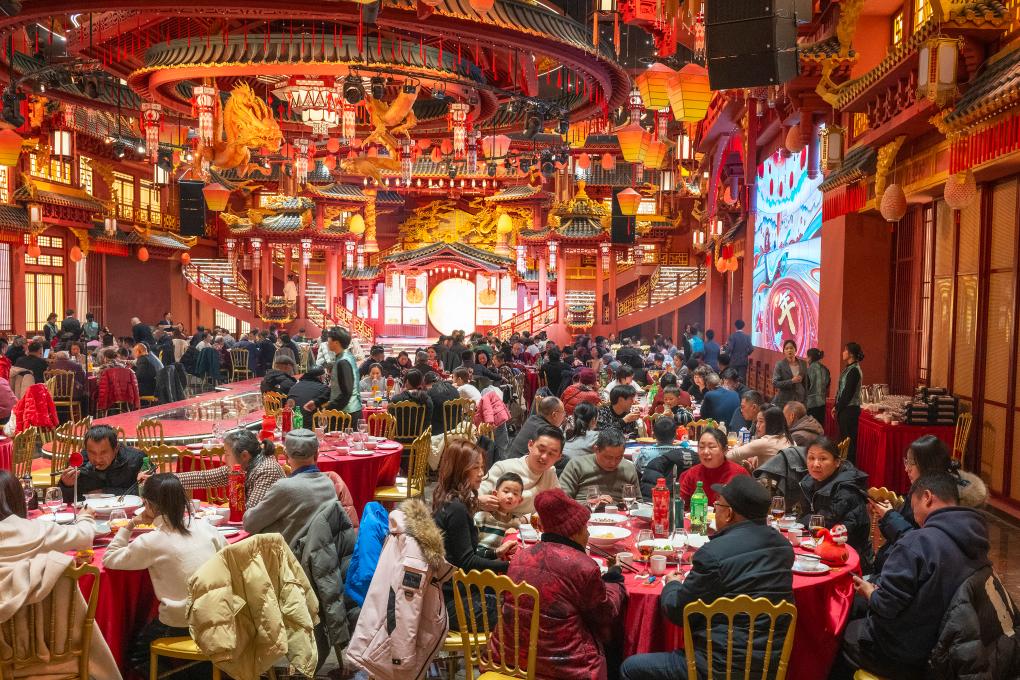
xmin=670 ymin=527 xmax=688 ymax=565
xmin=636 ymin=529 xmax=654 ymax=561
xmin=583 ymin=485 xmax=601 ymax=513
xmin=109 ymin=509 xmax=128 ymax=531
xmin=44 ymin=487 xmax=63 ymax=519
xmin=621 ymin=484 xmax=637 ymax=512
xmin=314 ymin=425 xmax=326 ymax=441
xmin=23 ymin=481 xmax=34 ymax=509
xmin=809 ymin=514 xmax=825 ymax=535
xmin=770 ymin=496 xmax=786 ymax=525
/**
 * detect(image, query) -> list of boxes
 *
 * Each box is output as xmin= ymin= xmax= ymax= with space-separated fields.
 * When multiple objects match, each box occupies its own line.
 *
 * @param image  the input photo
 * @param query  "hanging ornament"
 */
xmin=431 ymin=146 xmax=443 ymax=164
xmin=944 ymin=169 xmax=977 ymax=210
xmin=139 ymin=102 xmax=162 ymax=163
xmin=449 ymin=102 xmax=469 ymax=155
xmin=326 ymin=137 xmax=341 ymax=153
xmin=294 ymin=138 xmax=311 ymax=184
xmin=0 ymin=129 xmax=24 ymax=166
xmin=341 ymin=101 xmax=357 ymax=143
xmin=27 ymin=242 xmax=40 ymax=259
xmin=481 ymin=134 xmax=511 ymax=159
xmin=137 ymin=246 xmax=150 ymax=262
xmin=880 ymin=184 xmax=907 ymax=222
xmin=576 ymin=152 xmax=591 ymax=170
xmin=600 ymin=242 xmax=610 ymax=272
xmin=470 ymin=0 xmax=495 ymax=12
xmin=548 ymin=241 xmax=558 ymax=269
xmin=348 ymin=213 xmax=366 ymax=235
xmin=191 ymin=85 xmax=218 ymax=145
xmin=400 ymin=137 xmax=413 ymax=184
xmin=440 ymin=138 xmax=454 ymax=156
xmin=785 ymin=126 xmax=805 ymax=154
xmin=516 ymin=244 xmax=526 ymax=274
xmin=601 ymin=153 xmax=616 ymax=171
xmin=181 ymin=252 xmax=191 ymax=265
xmin=496 ymin=212 xmax=514 ymax=234
xmin=272 ymin=76 xmax=342 ymax=136
xmin=68 ymin=245 xmax=83 ymax=263
xmin=62 ymin=103 xmax=76 ymax=129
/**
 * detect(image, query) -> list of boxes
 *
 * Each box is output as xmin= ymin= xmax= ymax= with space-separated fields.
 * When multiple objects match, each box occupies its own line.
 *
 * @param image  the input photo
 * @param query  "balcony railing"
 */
xmin=115 ymin=203 xmax=179 ymax=230
xmin=616 ymin=265 xmax=705 ymax=318
xmin=492 ymin=302 xmax=559 ymax=341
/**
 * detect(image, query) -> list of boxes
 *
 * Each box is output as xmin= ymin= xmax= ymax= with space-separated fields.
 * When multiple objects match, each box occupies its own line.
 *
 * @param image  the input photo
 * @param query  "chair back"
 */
xmin=452 ymin=569 xmax=540 ymax=680
xmin=0 ymin=561 xmax=101 ymax=680
xmin=682 ymin=595 xmax=798 ymax=680
xmin=229 ymin=348 xmax=249 ymax=371
xmin=68 ymin=416 xmax=91 ymax=452
xmin=389 ymin=400 xmax=427 ymax=444
xmin=953 ymin=412 xmax=972 ymax=463
xmin=405 ymin=429 xmax=432 ymax=498
xmin=263 ymin=391 xmax=286 ymax=416
xmin=867 ymin=486 xmax=905 ymax=550
xmin=476 ymin=422 xmax=495 ymax=441
xmin=312 ymin=409 xmax=352 ymax=433
xmin=140 ymin=444 xmax=180 ymax=474
xmin=837 ymin=437 xmax=851 ymax=461
xmin=135 ymin=418 xmax=164 ymax=449
xmin=188 ymin=446 xmax=228 ymax=504
xmin=10 ymin=427 xmax=37 ymax=479
xmin=368 ymin=411 xmax=397 ymax=439
xmin=443 ymin=398 xmax=475 ymax=433
xmin=43 ymin=369 xmax=75 ymax=403
xmin=445 ymin=420 xmax=478 ymax=445
xmin=48 ymin=422 xmax=76 ymax=486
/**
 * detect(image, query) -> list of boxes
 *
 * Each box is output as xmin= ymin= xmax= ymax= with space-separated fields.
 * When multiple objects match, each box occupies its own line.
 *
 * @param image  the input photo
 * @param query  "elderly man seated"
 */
xmin=783 ymin=400 xmax=825 ymax=447
xmin=242 ymin=429 xmax=337 ymax=542
xmin=260 ymin=355 xmax=297 ymax=395
xmin=58 ymin=425 xmax=145 ymax=502
xmin=559 ymin=428 xmax=641 ymax=504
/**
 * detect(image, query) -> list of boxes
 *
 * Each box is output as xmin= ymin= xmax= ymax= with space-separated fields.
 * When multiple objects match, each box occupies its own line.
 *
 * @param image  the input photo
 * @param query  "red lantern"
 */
xmin=440 ymin=139 xmax=454 ymax=155
xmin=430 ymin=146 xmax=443 ymax=164
xmin=202 ymin=183 xmax=232 ymax=212
xmin=137 ymin=247 xmax=150 ymax=262
xmin=601 ymin=153 xmax=616 ymax=171
xmin=27 ymin=243 xmax=40 ymax=258
xmin=326 ymin=137 xmax=341 ymax=153
xmin=68 ymin=245 xmax=83 ymax=263
xmin=880 ymin=184 xmax=907 ymax=222
xmin=617 ymin=187 xmax=642 ymax=215
xmin=0 ymin=129 xmax=24 ymax=167
xmin=181 ymin=252 xmax=191 ymax=265
xmin=470 ymin=0 xmax=495 ymax=11
xmin=367 ymin=146 xmax=378 ymax=158
xmin=576 ymin=152 xmax=591 ymax=170
xmin=322 ymin=156 xmax=336 ymax=171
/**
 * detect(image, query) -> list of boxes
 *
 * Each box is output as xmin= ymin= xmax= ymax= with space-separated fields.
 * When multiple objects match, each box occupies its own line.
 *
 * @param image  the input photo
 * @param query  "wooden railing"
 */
xmin=182 ymin=262 xmax=251 ymax=308
xmin=492 ymin=302 xmax=559 ymax=341
xmin=618 ymin=269 xmax=660 ymax=317
xmin=116 ymin=203 xmax=178 ymax=230
xmin=616 ymin=265 xmax=705 ymax=318
xmin=333 ymin=302 xmax=376 ymax=344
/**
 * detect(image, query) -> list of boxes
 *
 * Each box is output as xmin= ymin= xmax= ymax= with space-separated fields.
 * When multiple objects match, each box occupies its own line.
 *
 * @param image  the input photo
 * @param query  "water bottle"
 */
xmin=282 ymin=400 xmax=294 ymax=434
xmin=690 ymin=481 xmax=708 ymax=535
xmin=21 ymin=472 xmax=37 ymax=511
xmin=652 ymin=478 xmax=670 ymax=538
xmin=139 ymin=456 xmax=152 ymax=496
xmin=227 ymin=465 xmax=246 ymax=523
xmin=739 ymin=426 xmax=750 ymax=445
xmin=292 ymin=407 xmax=304 ymax=430
xmin=670 ymin=478 xmax=684 ymax=533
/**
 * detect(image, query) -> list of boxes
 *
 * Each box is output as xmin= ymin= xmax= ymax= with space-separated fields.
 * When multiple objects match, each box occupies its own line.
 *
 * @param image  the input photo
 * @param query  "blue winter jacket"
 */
xmin=344 ymin=502 xmax=390 ymax=606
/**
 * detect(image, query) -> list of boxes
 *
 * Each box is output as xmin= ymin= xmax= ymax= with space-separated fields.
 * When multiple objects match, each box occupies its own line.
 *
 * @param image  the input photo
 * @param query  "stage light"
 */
xmin=557 ymin=115 xmax=569 ymax=135
xmin=403 ymin=81 xmax=417 ymax=95
xmin=370 ymin=76 xmax=386 ymax=100
xmin=343 ymin=75 xmax=365 ymax=104
xmin=523 ymin=110 xmax=542 ymax=138
xmin=136 ymin=144 xmax=145 ymax=154
xmin=519 ymin=157 xmax=531 ymax=172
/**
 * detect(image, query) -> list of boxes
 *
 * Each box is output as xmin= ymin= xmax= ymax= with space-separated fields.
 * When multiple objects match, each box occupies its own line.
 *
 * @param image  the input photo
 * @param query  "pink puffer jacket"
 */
xmin=473 ymin=390 xmax=510 ymax=428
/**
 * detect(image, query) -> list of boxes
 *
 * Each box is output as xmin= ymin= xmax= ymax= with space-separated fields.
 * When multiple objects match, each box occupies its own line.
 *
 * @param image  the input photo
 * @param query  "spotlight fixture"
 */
xmin=523 ymin=109 xmax=543 ymax=139
xmin=136 ymin=144 xmax=145 ymax=154
xmin=557 ymin=115 xmax=569 ymax=136
xmin=403 ymin=80 xmax=418 ymax=95
xmin=343 ymin=75 xmax=365 ymax=104
xmin=447 ymin=165 xmax=457 ymax=180
xmin=113 ymin=142 xmax=126 ymax=158
xmin=541 ymin=161 xmax=555 ymax=177
xmin=519 ymin=157 xmax=531 ymax=172
xmin=370 ymin=76 xmax=386 ymax=100
xmin=83 ymin=79 xmax=98 ymax=99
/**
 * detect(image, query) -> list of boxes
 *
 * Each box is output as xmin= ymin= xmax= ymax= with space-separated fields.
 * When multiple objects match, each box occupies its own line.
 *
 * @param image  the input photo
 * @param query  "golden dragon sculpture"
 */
xmin=340 ymin=84 xmax=419 ymax=182
xmin=193 ymin=83 xmax=283 ymax=178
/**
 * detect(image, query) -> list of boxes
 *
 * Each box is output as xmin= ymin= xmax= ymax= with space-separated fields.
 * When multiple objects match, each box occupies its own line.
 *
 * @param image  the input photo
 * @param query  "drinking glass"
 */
xmin=44 ymin=487 xmax=63 ymax=519
xmin=109 ymin=509 xmax=128 ymax=531
xmin=670 ymin=527 xmax=688 ymax=564
xmin=23 ymin=482 xmax=34 ymax=509
xmin=727 ymin=431 xmax=739 ymax=449
xmin=636 ymin=529 xmax=654 ymax=560
xmin=621 ymin=484 xmax=637 ymax=511
xmin=583 ymin=485 xmax=601 ymax=512
xmin=314 ymin=426 xmax=326 ymax=441
xmin=358 ymin=423 xmax=370 ymax=437
xmin=809 ymin=514 xmax=825 ymax=533
xmin=770 ymin=496 xmax=786 ymax=524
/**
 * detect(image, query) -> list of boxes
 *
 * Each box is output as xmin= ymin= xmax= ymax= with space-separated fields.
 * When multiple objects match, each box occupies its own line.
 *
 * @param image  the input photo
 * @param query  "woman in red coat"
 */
xmin=497 ymin=488 xmax=626 ymax=680
xmin=678 ymin=427 xmax=750 ymax=504
xmin=560 ymin=368 xmax=602 ymax=416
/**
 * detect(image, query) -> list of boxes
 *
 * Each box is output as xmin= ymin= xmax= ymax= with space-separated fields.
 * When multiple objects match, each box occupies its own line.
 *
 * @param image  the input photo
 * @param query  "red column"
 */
xmin=594 ymin=248 xmax=604 ymax=326
xmin=556 ymin=248 xmax=566 ymax=325
xmin=608 ymin=252 xmax=618 ymax=329
xmin=11 ymin=240 xmax=25 ymax=333
xmin=538 ymin=256 xmax=548 ymax=306
xmin=298 ymin=252 xmax=307 ymax=321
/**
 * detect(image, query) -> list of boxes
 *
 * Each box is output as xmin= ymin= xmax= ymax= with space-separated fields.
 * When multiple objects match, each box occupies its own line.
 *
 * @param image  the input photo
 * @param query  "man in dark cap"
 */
xmin=359 ymin=345 xmax=387 ymax=377
xmin=620 ymin=475 xmax=795 ymax=680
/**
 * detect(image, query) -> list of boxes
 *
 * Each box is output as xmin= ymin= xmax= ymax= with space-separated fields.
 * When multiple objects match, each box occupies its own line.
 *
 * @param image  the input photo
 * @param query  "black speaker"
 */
xmin=706 ymin=0 xmax=799 ymax=89
xmin=179 ymin=180 xmax=206 ymax=237
xmin=610 ymin=189 xmax=635 ymax=244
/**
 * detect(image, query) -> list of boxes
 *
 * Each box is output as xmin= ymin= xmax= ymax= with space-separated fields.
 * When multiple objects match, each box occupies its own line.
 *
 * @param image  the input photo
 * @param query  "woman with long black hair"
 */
xmin=834 ymin=342 xmax=865 ymax=460
xmin=168 ymin=429 xmax=284 ymax=509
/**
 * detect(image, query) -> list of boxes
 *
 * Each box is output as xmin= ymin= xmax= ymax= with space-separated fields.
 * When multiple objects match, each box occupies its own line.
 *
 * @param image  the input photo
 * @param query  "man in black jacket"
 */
xmin=359 ymin=345 xmax=387 ymax=377
xmin=615 ymin=338 xmax=645 ymax=374
xmin=254 ymin=331 xmax=277 ymax=376
xmin=506 ymin=396 xmax=566 ymax=460
xmin=620 ymin=475 xmax=795 ymax=680
xmin=832 ymin=474 xmax=992 ymax=680
xmin=58 ymin=425 xmax=145 ymax=502
xmin=424 ymin=371 xmax=459 ymax=434
xmin=15 ymin=340 xmax=49 ymax=384
xmin=60 ymin=309 xmax=82 ymax=342
xmin=130 ymin=316 xmax=156 ymax=347
xmin=260 ymin=355 xmax=297 ymax=394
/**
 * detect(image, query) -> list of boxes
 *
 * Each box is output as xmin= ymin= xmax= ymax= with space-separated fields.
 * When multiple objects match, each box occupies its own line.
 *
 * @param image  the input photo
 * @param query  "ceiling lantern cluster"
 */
xmin=273 ymin=77 xmax=344 ymax=137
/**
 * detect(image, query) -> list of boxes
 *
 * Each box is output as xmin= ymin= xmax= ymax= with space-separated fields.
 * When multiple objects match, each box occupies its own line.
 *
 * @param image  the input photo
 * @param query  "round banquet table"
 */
xmin=0 ymin=435 xmax=11 ymax=470
xmin=855 ymin=410 xmax=955 ymax=493
xmin=586 ymin=517 xmax=858 ymax=680
xmin=315 ymin=437 xmax=403 ymax=512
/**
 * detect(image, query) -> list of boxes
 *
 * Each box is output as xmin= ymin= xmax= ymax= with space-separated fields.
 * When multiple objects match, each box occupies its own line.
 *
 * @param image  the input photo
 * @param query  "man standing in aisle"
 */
xmin=322 ymin=327 xmax=361 ymax=426
xmin=725 ymin=319 xmax=753 ymax=383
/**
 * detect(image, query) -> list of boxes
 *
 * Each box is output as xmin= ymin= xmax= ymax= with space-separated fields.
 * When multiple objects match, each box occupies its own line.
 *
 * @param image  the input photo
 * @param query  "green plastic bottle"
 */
xmin=690 ymin=481 xmax=708 ymax=535
xmin=292 ymin=409 xmax=304 ymax=430
xmin=139 ymin=456 xmax=152 ymax=495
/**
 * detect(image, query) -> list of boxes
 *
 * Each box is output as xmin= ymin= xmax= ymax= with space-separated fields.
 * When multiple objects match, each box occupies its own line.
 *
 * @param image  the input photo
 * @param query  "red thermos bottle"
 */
xmin=282 ymin=400 xmax=293 ymax=434
xmin=228 ymin=465 xmax=245 ymax=523
xmin=652 ymin=477 xmax=670 ymax=538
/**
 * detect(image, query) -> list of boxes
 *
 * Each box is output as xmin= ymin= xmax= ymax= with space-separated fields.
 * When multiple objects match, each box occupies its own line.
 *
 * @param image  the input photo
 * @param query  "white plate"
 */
xmin=792 ymin=560 xmax=831 ymax=575
xmin=589 ymin=512 xmax=629 ymax=525
xmin=38 ymin=512 xmax=75 ymax=524
xmin=778 ymin=522 xmax=805 ymax=532
xmin=637 ymin=538 xmax=679 ymax=556
xmin=348 ymin=449 xmax=376 ymax=456
xmin=588 ymin=526 xmax=632 ymax=547
xmin=629 ymin=505 xmax=653 ymax=522
xmin=84 ymin=495 xmax=142 ymax=516
xmin=685 ymin=533 xmax=710 ymax=549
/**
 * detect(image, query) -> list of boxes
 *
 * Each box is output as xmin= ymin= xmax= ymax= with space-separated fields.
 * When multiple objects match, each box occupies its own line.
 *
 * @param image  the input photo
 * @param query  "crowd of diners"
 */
xmin=0 ymin=317 xmax=1008 ymax=680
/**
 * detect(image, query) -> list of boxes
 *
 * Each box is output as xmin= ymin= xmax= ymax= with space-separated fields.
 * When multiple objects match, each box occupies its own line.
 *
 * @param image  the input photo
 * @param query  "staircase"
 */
xmin=651 ymin=266 xmax=701 ymax=305
xmin=616 ymin=265 xmax=706 ymax=327
xmin=182 ymin=258 xmax=375 ymax=349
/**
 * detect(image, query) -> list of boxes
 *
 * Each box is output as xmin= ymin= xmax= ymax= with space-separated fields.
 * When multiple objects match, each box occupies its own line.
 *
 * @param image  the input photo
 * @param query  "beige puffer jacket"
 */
xmin=187 ymin=533 xmax=319 ymax=680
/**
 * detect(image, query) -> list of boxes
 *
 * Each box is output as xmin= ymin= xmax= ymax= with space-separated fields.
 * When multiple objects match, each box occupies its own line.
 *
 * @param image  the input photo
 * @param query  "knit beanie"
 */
xmin=579 ymin=368 xmax=597 ymax=385
xmin=534 ymin=488 xmax=590 ymax=538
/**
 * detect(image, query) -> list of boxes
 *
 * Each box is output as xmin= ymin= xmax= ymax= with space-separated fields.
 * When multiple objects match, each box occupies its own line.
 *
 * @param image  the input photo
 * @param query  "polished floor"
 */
xmin=986 ymin=509 xmax=1020 ymax=603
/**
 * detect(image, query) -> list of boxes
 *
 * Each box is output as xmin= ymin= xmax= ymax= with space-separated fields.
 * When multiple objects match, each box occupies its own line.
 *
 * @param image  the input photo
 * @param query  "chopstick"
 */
xmin=117 ymin=482 xmax=139 ymax=502
xmin=588 ymin=543 xmax=641 ymax=573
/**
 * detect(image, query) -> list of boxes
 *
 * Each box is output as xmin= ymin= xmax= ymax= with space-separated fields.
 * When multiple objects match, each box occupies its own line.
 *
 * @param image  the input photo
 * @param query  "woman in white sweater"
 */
xmin=0 ymin=469 xmax=96 ymax=562
xmin=725 ymin=406 xmax=795 ymax=470
xmin=102 ymin=473 xmax=225 ymax=678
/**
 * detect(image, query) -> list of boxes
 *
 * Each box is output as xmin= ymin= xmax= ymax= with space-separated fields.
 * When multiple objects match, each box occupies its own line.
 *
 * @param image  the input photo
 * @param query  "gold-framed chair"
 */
xmin=136 ymin=418 xmax=165 ymax=449
xmin=148 ymin=636 xmax=225 ymax=680
xmin=263 ymin=391 xmax=286 ymax=417
xmin=187 ymin=446 xmax=229 ymax=505
xmin=443 ymin=398 xmax=475 ymax=442
xmin=9 ymin=427 xmax=37 ymax=480
xmin=389 ymin=400 xmax=427 ymax=448
xmin=477 ymin=422 xmax=494 ymax=441
xmin=445 ymin=420 xmax=478 ymax=445
xmin=837 ymin=437 xmax=851 ymax=462
xmin=140 ymin=395 xmax=159 ymax=407
xmin=228 ymin=348 xmax=252 ymax=382
xmin=45 ymin=368 xmax=81 ymax=423
xmin=853 ymin=671 xmax=888 ymax=680
xmin=68 ymin=416 xmax=92 ymax=452
xmin=682 ymin=595 xmax=798 ymax=680
xmin=0 ymin=560 xmax=100 ymax=680
xmin=140 ymin=444 xmax=180 ymax=474
xmin=47 ymin=422 xmax=74 ymax=488
xmin=312 ymin=409 xmax=352 ymax=433
xmin=450 ymin=568 xmax=540 ymax=680
xmin=367 ymin=411 xmax=397 ymax=439
xmin=867 ymin=486 xmax=905 ymax=550
xmin=373 ymin=429 xmax=430 ymax=503
xmin=953 ymin=412 xmax=972 ymax=463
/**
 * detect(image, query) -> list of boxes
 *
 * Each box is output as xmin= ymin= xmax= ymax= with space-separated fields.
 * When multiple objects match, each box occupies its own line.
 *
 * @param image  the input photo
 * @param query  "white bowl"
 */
xmin=588 ymin=526 xmax=632 ymax=547
xmin=629 ymin=505 xmax=653 ymax=522
xmin=84 ymin=495 xmax=142 ymax=516
xmin=38 ymin=512 xmax=75 ymax=524
xmin=589 ymin=512 xmax=628 ymax=526
xmin=637 ymin=538 xmax=678 ymax=556
xmin=203 ymin=513 xmax=226 ymax=527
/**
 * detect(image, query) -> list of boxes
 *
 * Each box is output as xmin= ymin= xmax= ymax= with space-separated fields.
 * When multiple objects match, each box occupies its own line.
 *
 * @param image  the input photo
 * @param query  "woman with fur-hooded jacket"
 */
xmin=345 ymin=498 xmax=453 ymax=680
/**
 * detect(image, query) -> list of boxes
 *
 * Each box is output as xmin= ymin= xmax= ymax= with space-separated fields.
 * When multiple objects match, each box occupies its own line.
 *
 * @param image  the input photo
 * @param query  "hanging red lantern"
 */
xmin=469 ymin=0 xmax=495 ymax=12
xmin=27 ymin=243 xmax=41 ymax=258
xmin=202 ymin=183 xmax=232 ymax=212
xmin=0 ymin=129 xmax=24 ymax=167
xmin=601 ymin=153 xmax=616 ymax=171
xmin=137 ymin=247 xmax=150 ymax=262
xmin=576 ymin=152 xmax=591 ymax=169
xmin=322 ymin=155 xmax=336 ymax=171
xmin=880 ymin=184 xmax=907 ymax=222
xmin=68 ymin=245 xmax=83 ymax=263
xmin=367 ymin=146 xmax=378 ymax=158
xmin=440 ymin=138 xmax=454 ymax=155
xmin=326 ymin=137 xmax=341 ymax=153
xmin=181 ymin=252 xmax=191 ymax=265
xmin=430 ymin=146 xmax=443 ymax=164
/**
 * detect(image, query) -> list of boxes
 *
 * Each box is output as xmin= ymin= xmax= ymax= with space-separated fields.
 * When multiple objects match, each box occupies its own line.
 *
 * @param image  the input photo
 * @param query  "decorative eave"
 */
xmin=87 ymin=223 xmax=191 ymax=253
xmin=484 ymin=184 xmax=551 ymax=203
xmin=0 ymin=205 xmax=30 ymax=233
xmin=819 ymin=145 xmax=878 ymax=191
xmin=382 ymin=241 xmax=514 ymax=271
xmin=941 ymin=45 xmax=1020 ymax=132
xmin=341 ymin=266 xmax=382 ymax=280
xmin=14 ymin=179 xmax=106 ymax=214
xmin=518 ymin=227 xmax=553 ymax=242
xmin=799 ymin=36 xmax=857 ymax=65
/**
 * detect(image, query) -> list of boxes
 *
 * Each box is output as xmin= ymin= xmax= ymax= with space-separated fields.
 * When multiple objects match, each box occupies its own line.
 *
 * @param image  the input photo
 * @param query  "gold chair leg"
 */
xmin=445 ymin=654 xmax=458 ymax=679
xmin=150 ymin=650 xmax=159 ymax=680
xmin=212 ymin=665 xmax=221 ymax=680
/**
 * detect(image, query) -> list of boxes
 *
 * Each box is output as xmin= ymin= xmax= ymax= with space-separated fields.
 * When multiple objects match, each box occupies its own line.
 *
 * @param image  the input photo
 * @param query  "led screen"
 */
xmin=751 ymin=149 xmax=823 ymax=352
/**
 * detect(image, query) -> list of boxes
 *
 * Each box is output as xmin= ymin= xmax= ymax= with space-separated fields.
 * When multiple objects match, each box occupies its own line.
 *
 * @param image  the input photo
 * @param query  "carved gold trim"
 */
xmin=875 ymin=135 xmax=907 ymax=197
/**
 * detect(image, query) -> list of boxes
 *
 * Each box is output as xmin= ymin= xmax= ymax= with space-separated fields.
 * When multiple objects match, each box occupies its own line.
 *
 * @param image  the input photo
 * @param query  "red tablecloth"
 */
xmin=594 ymin=518 xmax=858 ymax=679
xmin=855 ymin=410 xmax=955 ymax=493
xmin=316 ymin=439 xmax=402 ymax=512
xmin=0 ymin=436 xmax=11 ymax=470
xmin=524 ymin=369 xmax=538 ymax=406
xmin=825 ymin=397 xmax=838 ymax=438
xmin=362 ymin=404 xmax=386 ymax=421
